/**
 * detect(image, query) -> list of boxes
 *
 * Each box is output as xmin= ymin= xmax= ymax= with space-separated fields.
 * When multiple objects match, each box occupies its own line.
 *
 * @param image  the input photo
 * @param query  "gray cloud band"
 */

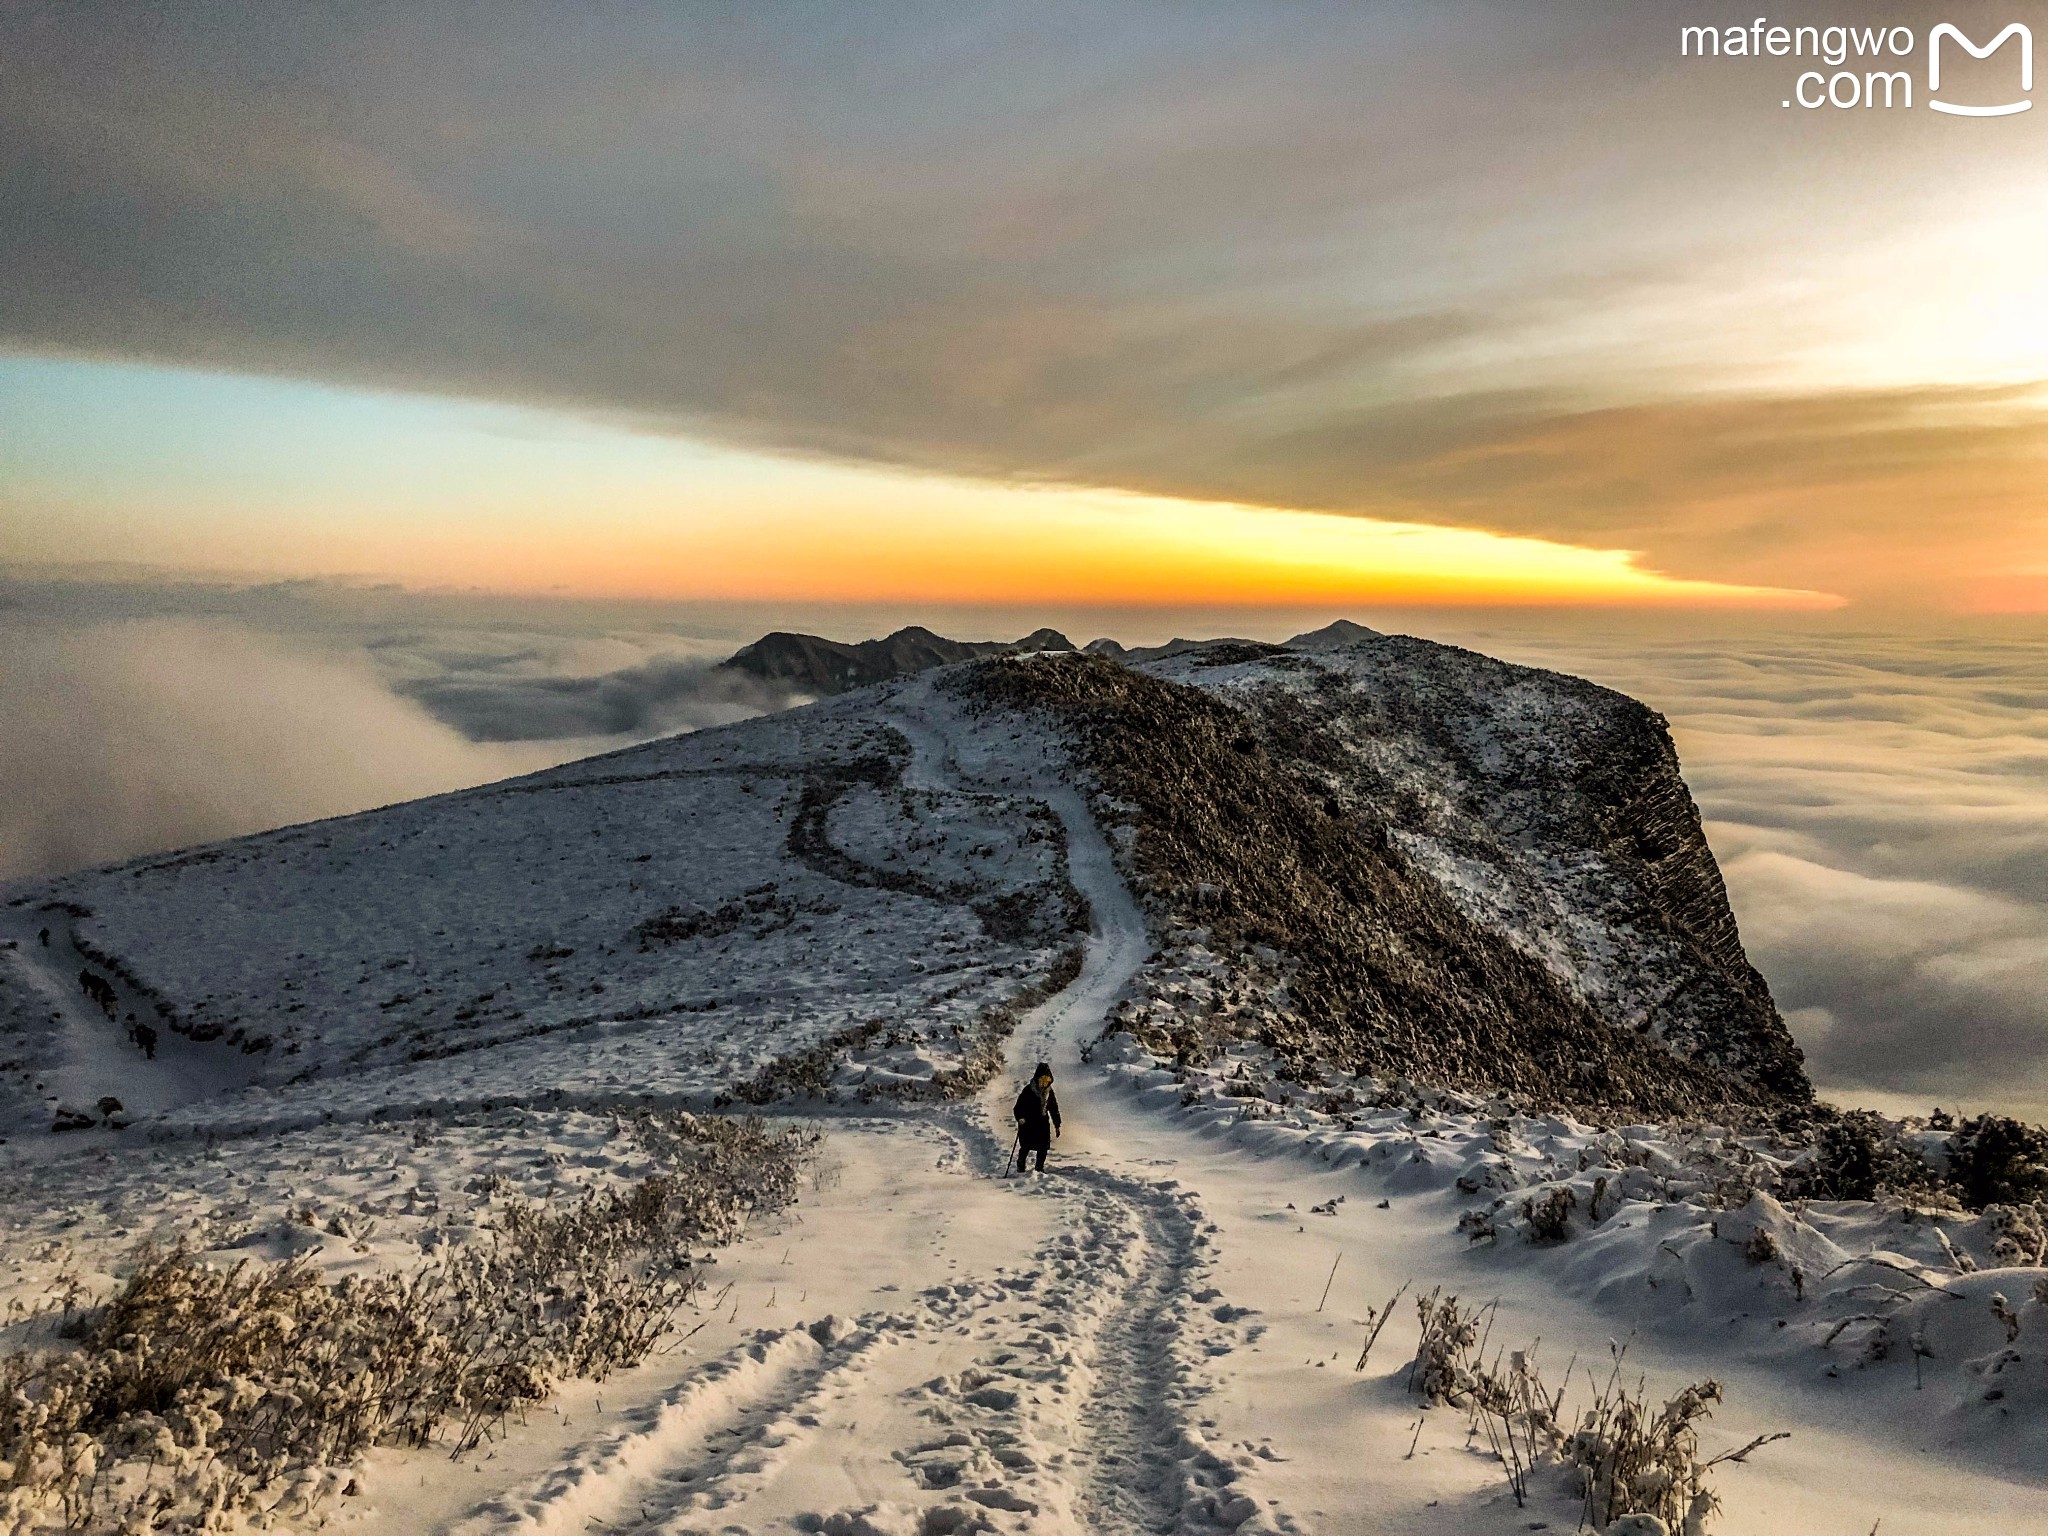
xmin=6 ymin=2 xmax=2043 ymax=605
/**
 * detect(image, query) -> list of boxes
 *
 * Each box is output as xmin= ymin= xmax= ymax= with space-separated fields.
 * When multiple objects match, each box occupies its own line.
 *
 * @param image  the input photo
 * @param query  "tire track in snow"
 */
xmin=451 ymin=1326 xmax=835 ymax=1536
xmin=1074 ymin=1181 xmax=1225 ymax=1533
xmin=453 ymin=1283 xmax=990 ymax=1536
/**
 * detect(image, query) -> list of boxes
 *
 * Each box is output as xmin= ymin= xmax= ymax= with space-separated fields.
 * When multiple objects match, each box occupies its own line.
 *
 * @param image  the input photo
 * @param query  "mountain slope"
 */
xmin=0 ymin=694 xmax=1086 ymax=1137
xmin=10 ymin=629 xmax=2043 ymax=1536
xmin=956 ymin=639 xmax=1805 ymax=1116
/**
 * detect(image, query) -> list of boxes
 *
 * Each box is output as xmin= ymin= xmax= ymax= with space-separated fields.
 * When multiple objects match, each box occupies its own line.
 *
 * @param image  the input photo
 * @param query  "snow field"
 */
xmin=0 ymin=663 xmax=2040 ymax=1533
xmin=1094 ymin=1030 xmax=2048 ymax=1471
xmin=1 ymin=696 xmax=1081 ymax=1144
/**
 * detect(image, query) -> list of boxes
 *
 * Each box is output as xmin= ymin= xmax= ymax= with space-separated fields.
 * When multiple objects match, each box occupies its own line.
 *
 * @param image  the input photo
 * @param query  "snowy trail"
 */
xmin=0 ymin=907 xmax=258 ymax=1135
xmin=349 ymin=701 xmax=1297 ymax=1536
xmin=323 ymin=689 xmax=2047 ymax=1536
xmin=895 ymin=698 xmax=1304 ymax=1535
xmin=403 ymin=1139 xmax=1269 ymax=1536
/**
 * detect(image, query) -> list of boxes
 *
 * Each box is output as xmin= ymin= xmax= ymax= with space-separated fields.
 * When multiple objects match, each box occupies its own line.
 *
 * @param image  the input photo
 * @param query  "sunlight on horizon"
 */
xmin=0 ymin=354 xmax=1840 ymax=611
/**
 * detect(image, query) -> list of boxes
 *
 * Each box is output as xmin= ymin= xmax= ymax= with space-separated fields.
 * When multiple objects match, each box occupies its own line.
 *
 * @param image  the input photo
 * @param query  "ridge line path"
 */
xmin=343 ymin=688 xmax=2044 ymax=1536
xmin=344 ymin=696 xmax=1299 ymax=1536
xmin=0 ymin=907 xmax=260 ymax=1137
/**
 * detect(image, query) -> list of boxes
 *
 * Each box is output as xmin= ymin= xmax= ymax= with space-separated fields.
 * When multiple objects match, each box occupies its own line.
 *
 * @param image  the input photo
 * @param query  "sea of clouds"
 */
xmin=1458 ymin=625 xmax=2048 ymax=1123
xmin=0 ymin=577 xmax=800 ymax=881
xmin=5 ymin=578 xmax=2045 ymax=1121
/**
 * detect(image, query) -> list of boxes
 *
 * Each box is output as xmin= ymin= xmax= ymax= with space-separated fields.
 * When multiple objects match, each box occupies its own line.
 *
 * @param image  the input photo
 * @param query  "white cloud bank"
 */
xmin=0 ymin=619 xmax=582 ymax=880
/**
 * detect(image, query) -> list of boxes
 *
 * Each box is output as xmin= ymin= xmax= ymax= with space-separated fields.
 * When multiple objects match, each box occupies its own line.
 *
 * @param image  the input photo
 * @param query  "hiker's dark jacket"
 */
xmin=1013 ymin=1083 xmax=1062 ymax=1150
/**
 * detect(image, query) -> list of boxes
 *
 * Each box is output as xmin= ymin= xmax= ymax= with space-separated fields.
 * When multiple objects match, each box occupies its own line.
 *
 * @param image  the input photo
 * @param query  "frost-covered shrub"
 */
xmin=0 ymin=1114 xmax=813 ymax=1535
xmin=1983 ymin=1203 xmax=2048 ymax=1268
xmin=1407 ymin=1289 xmax=1486 ymax=1404
xmin=1456 ymin=1208 xmax=1499 ymax=1245
xmin=1522 ymin=1186 xmax=1577 ymax=1244
xmin=1794 ymin=1110 xmax=1935 ymax=1202
xmin=1396 ymin=1293 xmax=1780 ymax=1534
xmin=1567 ymin=1377 xmax=1732 ymax=1536
xmin=1946 ymin=1114 xmax=2048 ymax=1209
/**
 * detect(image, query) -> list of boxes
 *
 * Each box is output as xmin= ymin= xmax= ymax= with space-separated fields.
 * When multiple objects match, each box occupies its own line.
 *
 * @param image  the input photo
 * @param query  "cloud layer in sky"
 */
xmin=4 ymin=2 xmax=2045 ymax=606
xmin=0 ymin=619 xmax=575 ymax=880
xmin=0 ymin=580 xmax=803 ymax=878
xmin=386 ymin=646 xmax=795 ymax=742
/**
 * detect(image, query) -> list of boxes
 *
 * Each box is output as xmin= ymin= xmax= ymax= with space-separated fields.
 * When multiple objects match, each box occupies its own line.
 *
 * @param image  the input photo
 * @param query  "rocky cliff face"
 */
xmin=1248 ymin=628 xmax=1802 ymax=1099
xmin=958 ymin=635 xmax=1808 ymax=1117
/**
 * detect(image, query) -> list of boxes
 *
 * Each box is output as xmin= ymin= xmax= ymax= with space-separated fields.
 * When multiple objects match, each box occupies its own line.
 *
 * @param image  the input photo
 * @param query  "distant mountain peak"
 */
xmin=1286 ymin=618 xmax=1382 ymax=649
xmin=722 ymin=625 xmax=1074 ymax=697
xmin=1011 ymin=627 xmax=1074 ymax=652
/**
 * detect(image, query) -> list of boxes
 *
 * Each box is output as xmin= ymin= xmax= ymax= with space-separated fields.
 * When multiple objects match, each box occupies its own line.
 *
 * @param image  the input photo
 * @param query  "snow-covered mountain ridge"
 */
xmin=2 ymin=624 xmax=1798 ymax=1136
xmin=960 ymin=630 xmax=1806 ymax=1118
xmin=2 ymin=624 xmax=2044 ymax=1536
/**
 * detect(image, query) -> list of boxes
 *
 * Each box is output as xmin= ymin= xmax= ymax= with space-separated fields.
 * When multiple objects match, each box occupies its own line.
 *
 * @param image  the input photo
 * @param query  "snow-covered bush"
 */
xmin=1793 ymin=1109 xmax=1938 ymax=1202
xmin=1405 ymin=1289 xmax=1487 ymax=1403
xmin=1983 ymin=1203 xmax=2048 ymax=1268
xmin=1946 ymin=1114 xmax=2048 ymax=1208
xmin=1522 ymin=1186 xmax=1577 ymax=1244
xmin=0 ymin=1113 xmax=813 ymax=1535
xmin=1398 ymin=1292 xmax=1781 ymax=1535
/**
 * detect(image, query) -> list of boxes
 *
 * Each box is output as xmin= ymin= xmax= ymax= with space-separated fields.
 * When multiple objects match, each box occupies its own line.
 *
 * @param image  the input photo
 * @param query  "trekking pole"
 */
xmin=1003 ymin=1128 xmax=1020 ymax=1178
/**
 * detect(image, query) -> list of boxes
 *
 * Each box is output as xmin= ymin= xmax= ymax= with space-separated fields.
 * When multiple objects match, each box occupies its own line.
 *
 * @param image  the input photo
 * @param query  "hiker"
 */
xmin=37 ymin=928 xmax=48 ymax=948
xmin=77 ymin=971 xmax=115 ymax=1018
xmin=131 ymin=1020 xmax=158 ymax=1060
xmin=1012 ymin=1060 xmax=1062 ymax=1174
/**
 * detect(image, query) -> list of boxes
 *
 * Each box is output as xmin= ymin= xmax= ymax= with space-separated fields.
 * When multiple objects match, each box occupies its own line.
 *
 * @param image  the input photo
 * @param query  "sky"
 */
xmin=4 ymin=0 xmax=2046 ymax=609
xmin=6 ymin=2 xmax=2048 ymax=1118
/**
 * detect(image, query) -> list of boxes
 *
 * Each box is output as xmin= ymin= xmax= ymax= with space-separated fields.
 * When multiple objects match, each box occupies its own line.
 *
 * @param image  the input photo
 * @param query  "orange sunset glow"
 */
xmin=3 ymin=0 xmax=2045 ymax=611
xmin=480 ymin=490 xmax=1845 ymax=609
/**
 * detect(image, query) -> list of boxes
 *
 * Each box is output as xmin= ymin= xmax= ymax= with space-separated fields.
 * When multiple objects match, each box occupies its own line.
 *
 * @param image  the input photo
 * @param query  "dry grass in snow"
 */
xmin=0 ymin=1112 xmax=812 ymax=1535
xmin=1361 ymin=1284 xmax=1785 ymax=1536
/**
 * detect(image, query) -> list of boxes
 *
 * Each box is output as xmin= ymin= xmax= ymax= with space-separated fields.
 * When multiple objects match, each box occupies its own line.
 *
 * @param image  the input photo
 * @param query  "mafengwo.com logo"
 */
xmin=1680 ymin=18 xmax=2031 ymax=112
